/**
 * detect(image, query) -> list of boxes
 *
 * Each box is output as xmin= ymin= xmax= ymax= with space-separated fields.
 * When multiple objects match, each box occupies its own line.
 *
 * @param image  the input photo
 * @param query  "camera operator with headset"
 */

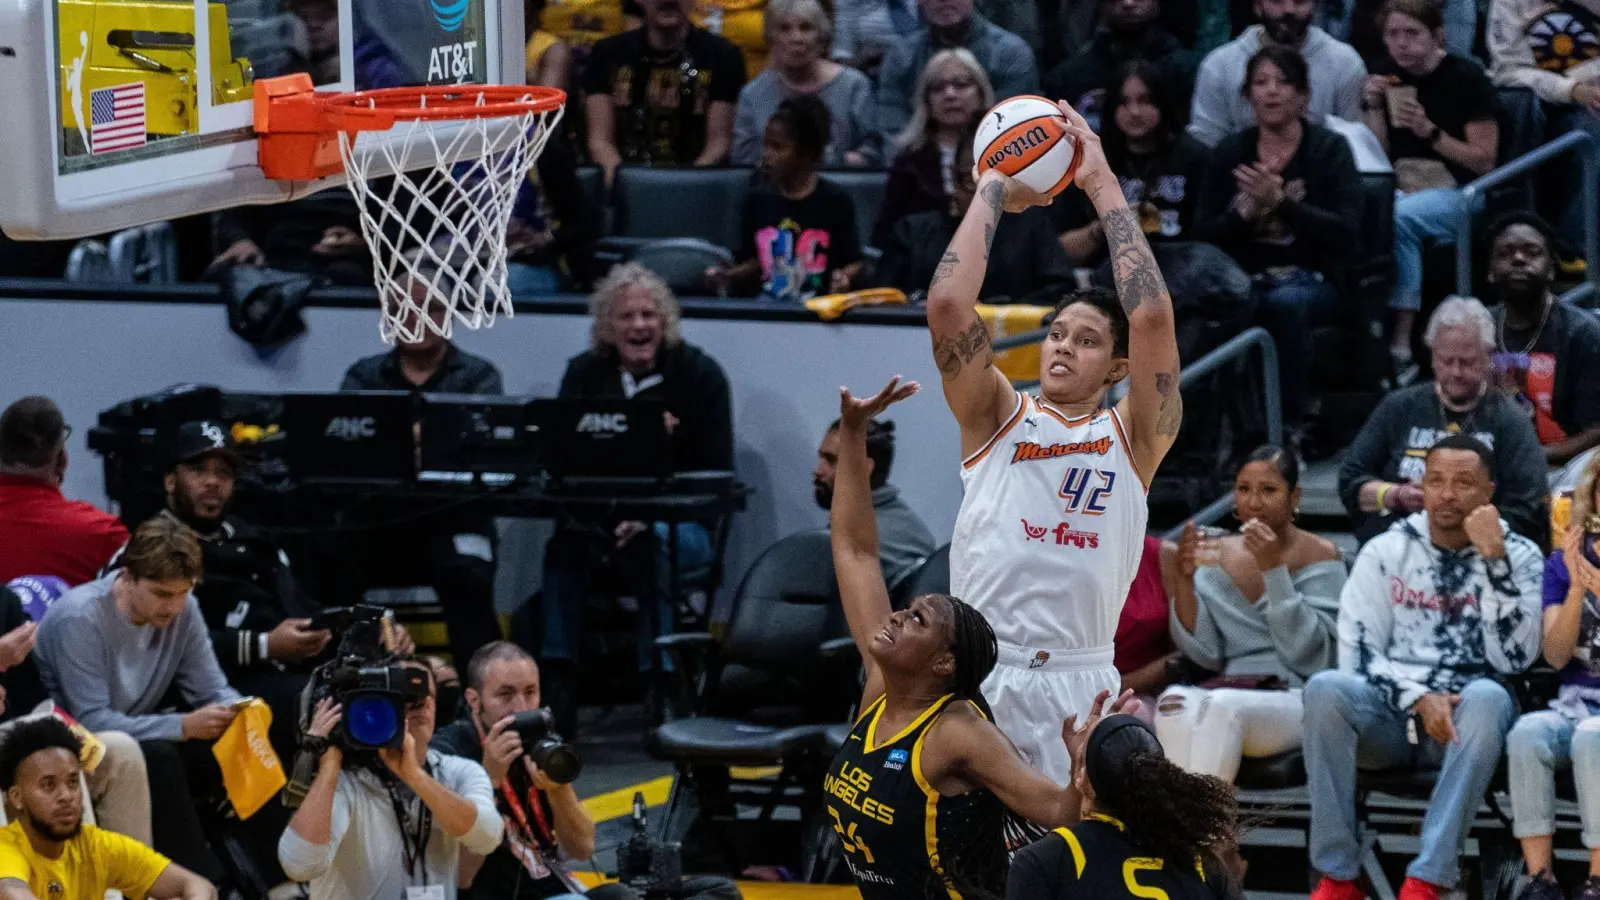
xmin=279 ymin=656 xmax=504 ymax=900
xmin=430 ymin=642 xmax=600 ymax=900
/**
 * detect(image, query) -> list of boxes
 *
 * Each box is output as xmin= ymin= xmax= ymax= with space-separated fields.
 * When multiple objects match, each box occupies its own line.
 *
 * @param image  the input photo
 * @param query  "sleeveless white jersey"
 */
xmin=950 ymin=391 xmax=1148 ymax=652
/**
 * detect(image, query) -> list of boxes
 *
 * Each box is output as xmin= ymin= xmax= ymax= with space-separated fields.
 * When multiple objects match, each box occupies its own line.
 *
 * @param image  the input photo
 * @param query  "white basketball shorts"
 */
xmin=981 ymin=642 xmax=1121 ymax=787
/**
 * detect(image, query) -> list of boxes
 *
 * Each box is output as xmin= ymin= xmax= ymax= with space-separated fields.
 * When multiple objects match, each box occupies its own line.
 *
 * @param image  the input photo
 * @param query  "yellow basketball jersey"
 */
xmin=693 ymin=0 xmax=766 ymax=79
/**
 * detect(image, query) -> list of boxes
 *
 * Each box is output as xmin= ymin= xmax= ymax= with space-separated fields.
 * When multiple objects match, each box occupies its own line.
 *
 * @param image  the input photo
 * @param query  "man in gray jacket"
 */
xmin=873 ymin=0 xmax=1038 ymax=144
xmin=814 ymin=417 xmax=938 ymax=588
xmin=36 ymin=515 xmax=245 ymax=884
xmin=1187 ymin=0 xmax=1366 ymax=147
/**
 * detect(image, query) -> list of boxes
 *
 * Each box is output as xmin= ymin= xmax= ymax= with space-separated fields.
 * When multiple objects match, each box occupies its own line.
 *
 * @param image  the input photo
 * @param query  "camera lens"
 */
xmin=345 ymin=694 xmax=401 ymax=747
xmin=531 ymin=742 xmax=583 ymax=784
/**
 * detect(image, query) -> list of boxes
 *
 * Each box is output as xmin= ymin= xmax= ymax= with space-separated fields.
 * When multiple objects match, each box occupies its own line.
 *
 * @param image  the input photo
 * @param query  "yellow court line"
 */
xmin=581 ymin=775 xmax=674 ymax=822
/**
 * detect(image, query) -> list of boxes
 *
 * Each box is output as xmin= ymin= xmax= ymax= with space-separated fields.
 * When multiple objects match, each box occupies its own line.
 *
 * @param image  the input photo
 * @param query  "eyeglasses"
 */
xmin=58 ymin=424 xmax=73 ymax=446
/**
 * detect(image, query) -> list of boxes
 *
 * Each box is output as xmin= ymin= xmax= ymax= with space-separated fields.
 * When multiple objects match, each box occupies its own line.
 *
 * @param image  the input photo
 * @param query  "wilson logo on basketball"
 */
xmin=983 ymin=125 xmax=1051 ymax=169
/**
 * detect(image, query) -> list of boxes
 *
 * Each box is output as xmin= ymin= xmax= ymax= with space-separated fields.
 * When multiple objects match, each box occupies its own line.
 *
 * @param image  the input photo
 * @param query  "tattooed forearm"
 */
xmin=932 ymin=316 xmax=994 ymax=380
xmin=1154 ymin=371 xmax=1184 ymax=438
xmin=1100 ymin=206 xmax=1170 ymax=317
xmin=980 ymin=180 xmax=1003 ymax=259
xmin=931 ymin=250 xmax=960 ymax=288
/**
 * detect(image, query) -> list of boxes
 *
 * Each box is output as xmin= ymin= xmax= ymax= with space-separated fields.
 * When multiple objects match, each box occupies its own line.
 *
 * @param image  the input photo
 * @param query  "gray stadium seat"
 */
xmin=611 ymin=166 xmax=754 ymax=250
xmin=628 ymin=238 xmax=733 ymax=296
xmin=822 ymin=169 xmax=889 ymax=251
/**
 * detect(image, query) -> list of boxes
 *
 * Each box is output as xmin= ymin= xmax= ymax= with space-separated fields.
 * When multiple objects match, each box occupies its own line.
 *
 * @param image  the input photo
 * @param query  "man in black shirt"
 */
xmin=153 ymin=421 xmax=329 ymax=762
xmin=336 ymin=311 xmax=506 ymax=666
xmin=581 ymin=0 xmax=747 ymax=180
xmin=531 ymin=263 xmax=733 ymax=735
xmin=1484 ymin=212 xmax=1600 ymax=467
xmin=1360 ymin=0 xmax=1499 ymax=370
xmin=1043 ymin=0 xmax=1196 ymax=123
xmin=430 ymin=642 xmax=596 ymax=900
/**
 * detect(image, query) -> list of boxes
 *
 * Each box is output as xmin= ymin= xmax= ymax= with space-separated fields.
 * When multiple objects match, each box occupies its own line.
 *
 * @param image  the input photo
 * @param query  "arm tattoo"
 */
xmin=932 ymin=315 xmax=994 ymax=380
xmin=980 ymin=180 xmax=1003 ymax=259
xmin=1154 ymin=371 xmax=1184 ymax=438
xmin=931 ymin=250 xmax=960 ymax=289
xmin=1100 ymin=206 xmax=1170 ymax=317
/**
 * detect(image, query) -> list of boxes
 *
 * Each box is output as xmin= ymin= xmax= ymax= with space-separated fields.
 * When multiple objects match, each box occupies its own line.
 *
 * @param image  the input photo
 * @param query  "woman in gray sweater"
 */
xmin=730 ymin=0 xmax=876 ymax=167
xmin=1155 ymin=444 xmax=1346 ymax=782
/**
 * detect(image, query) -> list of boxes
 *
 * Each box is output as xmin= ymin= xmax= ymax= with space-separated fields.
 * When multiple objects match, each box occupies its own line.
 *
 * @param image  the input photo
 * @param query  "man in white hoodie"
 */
xmin=1303 ymin=433 xmax=1544 ymax=900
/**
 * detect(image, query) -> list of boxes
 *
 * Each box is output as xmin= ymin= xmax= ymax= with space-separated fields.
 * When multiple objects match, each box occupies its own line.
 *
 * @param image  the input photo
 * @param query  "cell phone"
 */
xmin=231 ymin=697 xmax=256 ymax=710
xmin=1386 ymin=84 xmax=1418 ymax=127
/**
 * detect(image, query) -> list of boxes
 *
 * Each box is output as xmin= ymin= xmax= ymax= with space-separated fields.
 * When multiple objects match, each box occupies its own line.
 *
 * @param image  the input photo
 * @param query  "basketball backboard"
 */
xmin=0 ymin=0 xmax=527 ymax=240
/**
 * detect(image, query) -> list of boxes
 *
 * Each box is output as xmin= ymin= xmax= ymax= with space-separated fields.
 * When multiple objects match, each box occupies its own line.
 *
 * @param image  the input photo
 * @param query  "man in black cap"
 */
xmin=147 ymin=421 xmax=331 ymax=759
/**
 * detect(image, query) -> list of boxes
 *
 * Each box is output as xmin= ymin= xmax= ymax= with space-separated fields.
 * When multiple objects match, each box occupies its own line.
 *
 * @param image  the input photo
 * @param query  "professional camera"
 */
xmin=509 ymin=708 xmax=582 ymax=784
xmin=304 ymin=606 xmax=430 ymax=757
xmin=620 ymin=792 xmax=682 ymax=898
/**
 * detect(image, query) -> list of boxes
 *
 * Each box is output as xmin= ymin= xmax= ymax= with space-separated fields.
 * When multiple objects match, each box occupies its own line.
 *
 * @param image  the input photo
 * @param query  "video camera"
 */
xmin=303 ymin=605 xmax=430 ymax=761
xmin=620 ymin=791 xmax=683 ymax=898
xmin=508 ymin=708 xmax=582 ymax=785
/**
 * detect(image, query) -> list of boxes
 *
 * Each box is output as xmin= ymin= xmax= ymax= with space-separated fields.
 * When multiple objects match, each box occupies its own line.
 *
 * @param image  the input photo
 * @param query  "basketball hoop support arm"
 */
xmin=254 ymin=74 xmax=357 ymax=181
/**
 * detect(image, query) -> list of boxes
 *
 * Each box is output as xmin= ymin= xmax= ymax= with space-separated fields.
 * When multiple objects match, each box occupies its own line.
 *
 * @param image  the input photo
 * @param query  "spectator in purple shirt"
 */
xmin=1507 ymin=449 xmax=1600 ymax=900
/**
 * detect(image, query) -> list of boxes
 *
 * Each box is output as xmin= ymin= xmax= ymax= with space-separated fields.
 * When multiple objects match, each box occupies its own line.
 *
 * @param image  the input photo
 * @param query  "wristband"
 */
xmin=1375 ymin=482 xmax=1393 ymax=510
xmin=259 ymin=632 xmax=271 ymax=662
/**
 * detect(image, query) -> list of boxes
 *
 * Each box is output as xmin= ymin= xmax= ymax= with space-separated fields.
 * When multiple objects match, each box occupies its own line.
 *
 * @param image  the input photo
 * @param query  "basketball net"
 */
xmin=336 ymin=95 xmax=564 ymax=345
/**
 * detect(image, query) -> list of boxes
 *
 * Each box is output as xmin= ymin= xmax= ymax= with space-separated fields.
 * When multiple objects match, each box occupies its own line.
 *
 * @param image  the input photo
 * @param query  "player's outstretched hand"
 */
xmin=1060 ymin=688 xmax=1141 ymax=763
xmin=1054 ymin=101 xmax=1115 ymax=201
xmin=839 ymin=376 xmax=920 ymax=431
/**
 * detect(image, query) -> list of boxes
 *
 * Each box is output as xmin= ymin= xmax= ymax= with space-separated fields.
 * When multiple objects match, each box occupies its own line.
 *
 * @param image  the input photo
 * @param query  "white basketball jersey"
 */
xmin=950 ymin=391 xmax=1148 ymax=651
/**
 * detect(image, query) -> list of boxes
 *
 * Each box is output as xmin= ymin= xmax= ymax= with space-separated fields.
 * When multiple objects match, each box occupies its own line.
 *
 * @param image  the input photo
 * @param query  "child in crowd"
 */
xmin=706 ymin=96 xmax=862 ymax=303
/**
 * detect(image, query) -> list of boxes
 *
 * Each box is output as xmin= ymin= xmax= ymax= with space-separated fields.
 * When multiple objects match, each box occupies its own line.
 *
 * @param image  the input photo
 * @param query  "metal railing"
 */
xmin=1455 ymin=130 xmax=1599 ymax=305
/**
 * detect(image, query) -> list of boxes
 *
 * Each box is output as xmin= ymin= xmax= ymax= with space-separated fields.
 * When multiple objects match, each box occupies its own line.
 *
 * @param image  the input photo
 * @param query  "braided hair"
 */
xmin=941 ymin=593 xmax=999 ymax=700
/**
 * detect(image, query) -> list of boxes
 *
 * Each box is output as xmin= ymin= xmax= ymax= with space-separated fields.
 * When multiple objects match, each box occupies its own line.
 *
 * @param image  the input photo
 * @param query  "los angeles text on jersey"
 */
xmin=1009 ymin=435 xmax=1113 ymax=464
xmin=824 ymin=761 xmax=896 ymax=825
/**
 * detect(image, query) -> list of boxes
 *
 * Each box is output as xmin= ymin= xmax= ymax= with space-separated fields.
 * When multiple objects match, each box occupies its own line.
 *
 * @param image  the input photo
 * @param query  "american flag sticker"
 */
xmin=88 ymin=82 xmax=147 ymax=154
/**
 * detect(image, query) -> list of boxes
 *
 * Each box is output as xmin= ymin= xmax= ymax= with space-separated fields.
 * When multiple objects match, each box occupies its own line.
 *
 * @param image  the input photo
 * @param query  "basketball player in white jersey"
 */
xmin=928 ymin=102 xmax=1182 ymax=786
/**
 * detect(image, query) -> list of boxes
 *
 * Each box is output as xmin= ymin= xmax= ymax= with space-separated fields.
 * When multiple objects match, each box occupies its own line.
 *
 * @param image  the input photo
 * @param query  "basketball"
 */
xmin=972 ymin=96 xmax=1081 ymax=198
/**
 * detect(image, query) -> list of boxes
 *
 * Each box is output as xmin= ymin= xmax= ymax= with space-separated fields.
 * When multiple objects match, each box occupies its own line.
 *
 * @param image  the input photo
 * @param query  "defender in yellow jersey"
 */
xmin=826 ymin=377 xmax=1141 ymax=899
xmin=0 ymin=718 xmax=213 ymax=900
xmin=1006 ymin=715 xmax=1243 ymax=900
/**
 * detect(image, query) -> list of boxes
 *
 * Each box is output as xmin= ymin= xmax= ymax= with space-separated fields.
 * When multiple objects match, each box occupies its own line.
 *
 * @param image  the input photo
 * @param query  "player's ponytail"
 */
xmin=1088 ymin=716 xmax=1240 ymax=873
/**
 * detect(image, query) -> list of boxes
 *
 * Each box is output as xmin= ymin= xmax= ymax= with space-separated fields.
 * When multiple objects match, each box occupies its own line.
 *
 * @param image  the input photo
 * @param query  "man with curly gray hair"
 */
xmin=533 ymin=263 xmax=732 ymax=736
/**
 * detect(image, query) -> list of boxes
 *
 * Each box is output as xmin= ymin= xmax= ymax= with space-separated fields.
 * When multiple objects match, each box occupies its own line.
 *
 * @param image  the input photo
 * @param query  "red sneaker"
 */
xmin=1398 ymin=877 xmax=1442 ymax=900
xmin=1311 ymin=877 xmax=1366 ymax=900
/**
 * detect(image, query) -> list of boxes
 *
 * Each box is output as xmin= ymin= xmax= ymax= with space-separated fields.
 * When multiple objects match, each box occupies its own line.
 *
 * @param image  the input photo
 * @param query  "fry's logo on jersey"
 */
xmin=1010 ymin=436 xmax=1113 ymax=464
xmin=1021 ymin=519 xmax=1101 ymax=548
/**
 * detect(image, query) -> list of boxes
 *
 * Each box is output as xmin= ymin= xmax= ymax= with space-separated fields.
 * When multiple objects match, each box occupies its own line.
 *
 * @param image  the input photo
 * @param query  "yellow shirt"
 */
xmin=542 ymin=0 xmax=628 ymax=51
xmin=525 ymin=29 xmax=562 ymax=75
xmin=693 ymin=0 xmax=766 ymax=79
xmin=0 ymin=822 xmax=169 ymax=900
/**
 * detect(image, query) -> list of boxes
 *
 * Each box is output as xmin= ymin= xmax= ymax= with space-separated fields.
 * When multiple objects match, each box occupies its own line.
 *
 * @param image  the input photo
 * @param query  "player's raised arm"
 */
xmin=1058 ymin=102 xmax=1181 ymax=479
xmin=926 ymin=170 xmax=1049 ymax=458
xmin=831 ymin=377 xmax=920 ymax=709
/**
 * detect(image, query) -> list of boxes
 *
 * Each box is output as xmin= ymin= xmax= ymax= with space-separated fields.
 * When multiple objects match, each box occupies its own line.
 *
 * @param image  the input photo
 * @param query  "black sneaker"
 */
xmin=1577 ymin=875 xmax=1600 ymax=900
xmin=1515 ymin=871 xmax=1563 ymax=900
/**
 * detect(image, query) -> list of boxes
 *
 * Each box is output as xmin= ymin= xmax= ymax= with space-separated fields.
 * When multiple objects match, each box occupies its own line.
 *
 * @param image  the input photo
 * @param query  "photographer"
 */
xmin=431 ymin=643 xmax=595 ymax=900
xmin=280 ymin=658 xmax=504 ymax=900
